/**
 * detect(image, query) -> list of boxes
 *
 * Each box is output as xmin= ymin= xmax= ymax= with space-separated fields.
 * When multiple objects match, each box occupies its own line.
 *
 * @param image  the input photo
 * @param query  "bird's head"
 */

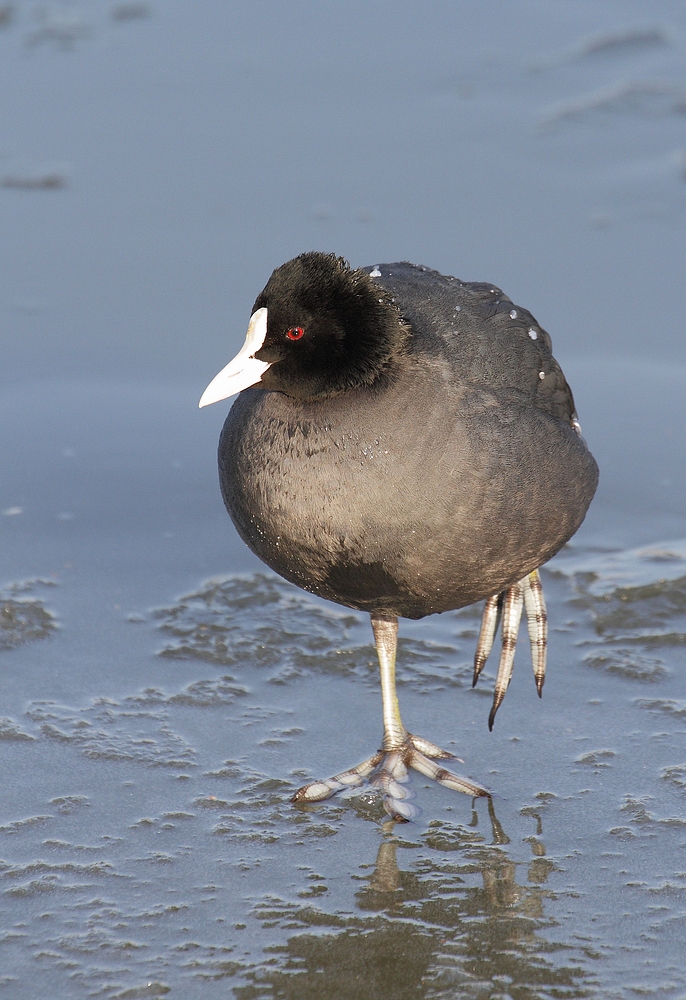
xmin=199 ymin=252 xmax=408 ymax=407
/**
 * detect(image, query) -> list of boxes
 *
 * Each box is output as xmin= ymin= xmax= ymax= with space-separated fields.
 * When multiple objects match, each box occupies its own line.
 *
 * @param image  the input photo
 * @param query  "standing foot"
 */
xmin=472 ymin=568 xmax=548 ymax=728
xmin=292 ymin=732 xmax=489 ymax=821
xmin=292 ymin=611 xmax=489 ymax=820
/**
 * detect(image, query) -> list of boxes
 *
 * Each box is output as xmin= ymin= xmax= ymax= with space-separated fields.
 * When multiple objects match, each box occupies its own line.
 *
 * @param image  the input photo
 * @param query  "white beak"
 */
xmin=198 ymin=307 xmax=271 ymax=408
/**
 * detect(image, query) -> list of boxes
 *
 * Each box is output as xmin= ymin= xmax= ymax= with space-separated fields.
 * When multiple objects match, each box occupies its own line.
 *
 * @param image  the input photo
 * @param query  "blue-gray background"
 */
xmin=1 ymin=3 xmax=685 ymax=998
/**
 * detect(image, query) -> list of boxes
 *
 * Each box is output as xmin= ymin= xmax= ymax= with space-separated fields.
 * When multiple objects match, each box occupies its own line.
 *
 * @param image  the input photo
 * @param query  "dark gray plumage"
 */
xmin=219 ymin=261 xmax=597 ymax=618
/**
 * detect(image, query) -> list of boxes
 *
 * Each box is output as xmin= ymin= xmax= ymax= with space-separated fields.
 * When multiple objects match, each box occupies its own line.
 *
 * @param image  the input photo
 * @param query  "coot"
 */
xmin=200 ymin=252 xmax=598 ymax=819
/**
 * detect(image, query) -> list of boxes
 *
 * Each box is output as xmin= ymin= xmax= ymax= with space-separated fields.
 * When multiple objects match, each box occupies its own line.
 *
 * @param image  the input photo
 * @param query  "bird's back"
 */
xmin=369 ymin=262 xmax=578 ymax=426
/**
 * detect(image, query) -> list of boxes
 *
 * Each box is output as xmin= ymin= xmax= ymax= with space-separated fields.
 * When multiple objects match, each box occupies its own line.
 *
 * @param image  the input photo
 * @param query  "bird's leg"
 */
xmin=473 ymin=568 xmax=548 ymax=728
xmin=292 ymin=611 xmax=489 ymax=819
xmin=372 ymin=614 xmax=406 ymax=750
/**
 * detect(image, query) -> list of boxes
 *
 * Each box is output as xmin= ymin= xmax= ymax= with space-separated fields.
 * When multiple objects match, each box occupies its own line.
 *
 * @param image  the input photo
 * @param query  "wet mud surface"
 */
xmin=2 ymin=2 xmax=686 ymax=998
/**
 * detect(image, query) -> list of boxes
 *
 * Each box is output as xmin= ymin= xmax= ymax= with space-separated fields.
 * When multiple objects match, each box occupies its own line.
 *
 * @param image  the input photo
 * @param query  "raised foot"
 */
xmin=291 ymin=733 xmax=490 ymax=822
xmin=472 ymin=568 xmax=548 ymax=729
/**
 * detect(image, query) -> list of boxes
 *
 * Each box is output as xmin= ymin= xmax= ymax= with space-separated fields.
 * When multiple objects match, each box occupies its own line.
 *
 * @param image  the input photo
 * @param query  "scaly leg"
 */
xmin=292 ymin=612 xmax=489 ymax=819
xmin=473 ymin=568 xmax=549 ymax=728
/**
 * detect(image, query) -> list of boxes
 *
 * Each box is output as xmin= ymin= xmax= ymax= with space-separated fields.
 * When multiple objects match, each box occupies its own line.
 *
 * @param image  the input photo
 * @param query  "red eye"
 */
xmin=286 ymin=326 xmax=305 ymax=341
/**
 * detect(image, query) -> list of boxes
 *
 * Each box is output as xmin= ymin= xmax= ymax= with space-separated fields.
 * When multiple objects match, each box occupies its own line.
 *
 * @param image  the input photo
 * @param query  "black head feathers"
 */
xmin=252 ymin=252 xmax=410 ymax=400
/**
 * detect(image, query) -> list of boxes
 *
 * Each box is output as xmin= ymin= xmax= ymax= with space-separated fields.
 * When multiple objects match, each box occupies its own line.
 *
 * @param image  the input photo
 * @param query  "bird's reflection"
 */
xmin=236 ymin=798 xmax=591 ymax=1000
xmin=357 ymin=797 xmax=539 ymax=915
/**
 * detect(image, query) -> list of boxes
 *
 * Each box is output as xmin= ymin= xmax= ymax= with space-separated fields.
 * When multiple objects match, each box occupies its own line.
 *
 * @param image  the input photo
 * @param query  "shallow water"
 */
xmin=2 ymin=3 xmax=686 ymax=998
